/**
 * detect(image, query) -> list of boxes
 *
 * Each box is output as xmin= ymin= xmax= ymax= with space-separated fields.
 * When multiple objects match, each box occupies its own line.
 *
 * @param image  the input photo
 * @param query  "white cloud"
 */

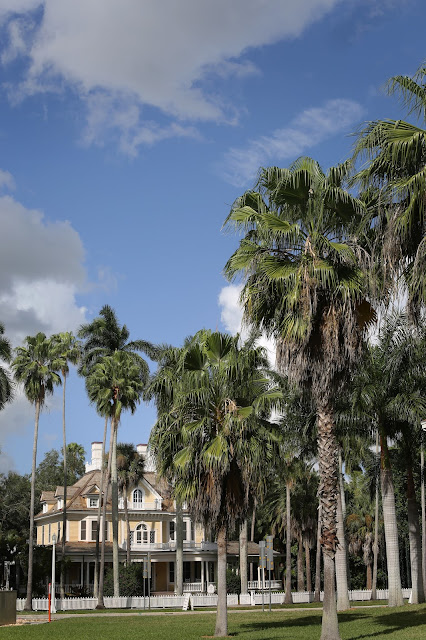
xmin=218 ymin=284 xmax=276 ymax=368
xmin=0 ymin=0 xmax=341 ymax=151
xmin=223 ymin=99 xmax=365 ymax=186
xmin=0 ymin=169 xmax=15 ymax=190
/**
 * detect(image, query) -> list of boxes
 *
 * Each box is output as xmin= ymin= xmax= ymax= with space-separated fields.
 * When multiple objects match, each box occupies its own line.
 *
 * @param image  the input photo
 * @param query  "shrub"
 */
xmin=226 ymin=568 xmax=241 ymax=594
xmin=104 ymin=564 xmax=145 ymax=596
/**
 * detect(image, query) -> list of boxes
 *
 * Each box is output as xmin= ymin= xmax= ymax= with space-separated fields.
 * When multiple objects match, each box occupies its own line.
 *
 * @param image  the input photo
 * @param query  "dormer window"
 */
xmin=42 ymin=503 xmax=48 ymax=513
xmin=88 ymin=497 xmax=99 ymax=508
xmin=132 ymin=489 xmax=143 ymax=506
xmin=57 ymin=498 xmax=63 ymax=509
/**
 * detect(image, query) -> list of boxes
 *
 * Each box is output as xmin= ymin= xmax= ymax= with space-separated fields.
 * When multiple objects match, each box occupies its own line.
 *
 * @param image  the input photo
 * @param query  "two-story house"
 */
xmin=35 ymin=442 xmax=218 ymax=594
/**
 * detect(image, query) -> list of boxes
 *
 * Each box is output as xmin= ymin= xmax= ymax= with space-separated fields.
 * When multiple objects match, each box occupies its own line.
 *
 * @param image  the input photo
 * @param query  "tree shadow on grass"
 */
xmin=342 ymin=608 xmax=426 ymax=640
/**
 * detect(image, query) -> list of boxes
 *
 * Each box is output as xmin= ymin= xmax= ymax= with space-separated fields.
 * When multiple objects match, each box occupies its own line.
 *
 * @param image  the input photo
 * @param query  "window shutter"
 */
xmin=81 ymin=521 xmax=86 ymax=541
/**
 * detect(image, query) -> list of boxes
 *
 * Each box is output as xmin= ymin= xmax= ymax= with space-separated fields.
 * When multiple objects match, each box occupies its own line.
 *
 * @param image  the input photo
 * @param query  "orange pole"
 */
xmin=48 ymin=582 xmax=51 ymax=622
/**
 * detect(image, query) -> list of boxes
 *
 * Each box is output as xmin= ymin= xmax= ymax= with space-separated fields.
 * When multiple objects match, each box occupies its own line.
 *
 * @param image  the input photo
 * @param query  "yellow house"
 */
xmin=34 ymin=442 xmax=218 ymax=594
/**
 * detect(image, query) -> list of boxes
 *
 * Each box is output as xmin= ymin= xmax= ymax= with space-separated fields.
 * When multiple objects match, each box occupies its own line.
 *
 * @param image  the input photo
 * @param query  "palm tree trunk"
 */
xmin=366 ymin=562 xmax=372 ymax=590
xmin=336 ymin=485 xmax=350 ymax=610
xmin=24 ymin=398 xmax=41 ymax=611
xmin=175 ymin=502 xmax=183 ymax=595
xmin=314 ymin=503 xmax=322 ymax=602
xmin=111 ymin=417 xmax=119 ymax=598
xmin=215 ymin=525 xmax=228 ymax=637
xmin=124 ymin=484 xmax=131 ymax=566
xmin=249 ymin=500 xmax=256 ymax=582
xmin=94 ymin=416 xmax=108 ymax=599
xmin=317 ymin=402 xmax=340 ymax=640
xmin=421 ymin=443 xmax=425 ymax=595
xmin=239 ymin=519 xmax=248 ymax=595
xmin=407 ymin=465 xmax=425 ymax=603
xmin=371 ymin=430 xmax=380 ymax=600
xmin=284 ymin=481 xmax=293 ymax=604
xmin=60 ymin=373 xmax=67 ymax=600
xmin=305 ymin=541 xmax=312 ymax=593
xmin=97 ymin=420 xmax=114 ymax=608
xmin=297 ymin=532 xmax=305 ymax=592
xmin=380 ymin=432 xmax=403 ymax=607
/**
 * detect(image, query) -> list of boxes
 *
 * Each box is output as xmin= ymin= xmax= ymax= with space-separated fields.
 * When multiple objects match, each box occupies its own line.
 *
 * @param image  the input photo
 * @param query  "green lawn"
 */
xmin=5 ymin=605 xmax=426 ymax=639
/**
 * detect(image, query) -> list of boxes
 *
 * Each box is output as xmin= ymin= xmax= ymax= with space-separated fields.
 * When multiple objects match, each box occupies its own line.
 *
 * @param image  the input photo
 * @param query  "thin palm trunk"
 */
xmin=380 ymin=432 xmax=404 ymax=607
xmin=94 ymin=416 xmax=108 ymax=599
xmin=314 ymin=503 xmax=322 ymax=602
xmin=24 ymin=398 xmax=41 ymax=611
xmin=371 ymin=430 xmax=380 ymax=600
xmin=215 ymin=525 xmax=228 ymax=637
xmin=336 ymin=480 xmax=350 ymax=610
xmin=284 ymin=481 xmax=293 ymax=603
xmin=297 ymin=532 xmax=305 ymax=592
xmin=421 ymin=443 xmax=425 ymax=594
xmin=366 ymin=562 xmax=372 ymax=590
xmin=407 ymin=465 xmax=425 ymax=603
xmin=175 ymin=502 xmax=183 ymax=595
xmin=239 ymin=519 xmax=248 ymax=595
xmin=111 ymin=417 xmax=119 ymax=597
xmin=97 ymin=422 xmax=114 ymax=608
xmin=249 ymin=500 xmax=256 ymax=582
xmin=305 ymin=540 xmax=312 ymax=593
xmin=317 ymin=403 xmax=340 ymax=640
xmin=60 ymin=373 xmax=67 ymax=600
xmin=124 ymin=483 xmax=131 ymax=566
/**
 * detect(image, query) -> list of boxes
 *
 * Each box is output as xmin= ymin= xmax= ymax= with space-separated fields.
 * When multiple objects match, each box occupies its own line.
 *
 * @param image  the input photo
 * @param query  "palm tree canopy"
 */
xmin=0 ymin=322 xmax=13 ymax=410
xmin=150 ymin=329 xmax=283 ymax=531
xmin=116 ymin=442 xmax=145 ymax=493
xmin=12 ymin=332 xmax=61 ymax=405
xmin=224 ymin=157 xmax=375 ymax=400
xmin=50 ymin=332 xmax=81 ymax=377
xmin=86 ymin=350 xmax=146 ymax=421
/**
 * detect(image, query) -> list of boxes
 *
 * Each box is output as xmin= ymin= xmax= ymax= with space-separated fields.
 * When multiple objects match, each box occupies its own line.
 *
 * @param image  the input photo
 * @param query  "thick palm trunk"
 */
xmin=314 ymin=503 xmax=322 ymax=602
xmin=336 ymin=487 xmax=350 ymax=610
xmin=297 ymin=533 xmax=305 ymax=592
xmin=111 ymin=417 xmax=119 ymax=597
xmin=60 ymin=374 xmax=67 ymax=600
xmin=124 ymin=486 xmax=131 ymax=566
xmin=215 ymin=525 xmax=228 ymax=637
xmin=371 ymin=430 xmax=380 ymax=600
xmin=284 ymin=481 xmax=293 ymax=603
xmin=421 ymin=444 xmax=425 ymax=594
xmin=97 ymin=421 xmax=114 ymax=608
xmin=94 ymin=416 xmax=108 ymax=599
xmin=366 ymin=563 xmax=372 ymax=590
xmin=407 ymin=465 xmax=425 ymax=603
xmin=175 ymin=502 xmax=183 ymax=595
xmin=317 ymin=403 xmax=340 ymax=640
xmin=380 ymin=433 xmax=403 ymax=607
xmin=24 ymin=398 xmax=41 ymax=611
xmin=305 ymin=541 xmax=312 ymax=593
xmin=239 ymin=519 xmax=248 ymax=595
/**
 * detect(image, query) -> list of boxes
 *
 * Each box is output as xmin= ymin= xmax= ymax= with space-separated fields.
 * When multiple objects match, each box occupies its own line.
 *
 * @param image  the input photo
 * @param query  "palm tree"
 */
xmin=353 ymin=63 xmax=426 ymax=313
xmin=50 ymin=331 xmax=81 ymax=599
xmin=224 ymin=157 xmax=375 ymax=640
xmin=0 ymin=322 xmax=13 ymax=411
xmin=116 ymin=443 xmax=145 ymax=566
xmin=78 ymin=305 xmax=154 ymax=601
xmin=86 ymin=350 xmax=146 ymax=598
xmin=150 ymin=330 xmax=282 ymax=637
xmin=12 ymin=333 xmax=61 ymax=610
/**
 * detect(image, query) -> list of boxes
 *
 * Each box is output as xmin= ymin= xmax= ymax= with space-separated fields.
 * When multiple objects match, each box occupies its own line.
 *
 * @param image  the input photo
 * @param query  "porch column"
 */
xmin=201 ymin=560 xmax=205 ymax=592
xmin=80 ymin=559 xmax=84 ymax=586
xmin=86 ymin=561 xmax=90 ymax=590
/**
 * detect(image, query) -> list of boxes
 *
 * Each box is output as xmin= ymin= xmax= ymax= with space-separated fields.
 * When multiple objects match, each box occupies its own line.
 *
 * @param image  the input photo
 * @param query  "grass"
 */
xmin=5 ymin=604 xmax=425 ymax=639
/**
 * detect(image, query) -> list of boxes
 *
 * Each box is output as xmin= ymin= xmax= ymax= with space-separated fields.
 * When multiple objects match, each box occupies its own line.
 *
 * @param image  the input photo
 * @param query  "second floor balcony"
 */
xmin=120 ymin=539 xmax=217 ymax=552
xmin=118 ymin=498 xmax=163 ymax=511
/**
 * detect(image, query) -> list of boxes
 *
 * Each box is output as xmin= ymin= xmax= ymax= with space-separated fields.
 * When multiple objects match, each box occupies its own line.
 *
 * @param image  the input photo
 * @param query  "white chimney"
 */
xmin=85 ymin=442 xmax=103 ymax=472
xmin=137 ymin=443 xmax=156 ymax=472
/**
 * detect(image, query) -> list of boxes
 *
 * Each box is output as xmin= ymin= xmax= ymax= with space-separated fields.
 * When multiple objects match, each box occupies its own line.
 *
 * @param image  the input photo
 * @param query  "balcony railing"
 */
xmin=248 ymin=580 xmax=283 ymax=590
xmin=120 ymin=540 xmax=217 ymax=552
xmin=118 ymin=499 xmax=163 ymax=511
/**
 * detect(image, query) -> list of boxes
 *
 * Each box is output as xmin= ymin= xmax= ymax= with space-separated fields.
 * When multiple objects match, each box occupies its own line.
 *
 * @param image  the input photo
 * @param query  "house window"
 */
xmin=183 ymin=521 xmax=187 ymax=542
xmin=133 ymin=489 xmax=143 ymax=505
xmin=89 ymin=497 xmax=98 ymax=508
xmin=42 ymin=526 xmax=45 ymax=545
xmin=191 ymin=521 xmax=195 ymax=542
xmin=169 ymin=562 xmax=175 ymax=583
xmin=149 ymin=530 xmax=155 ymax=544
xmin=183 ymin=562 xmax=191 ymax=582
xmin=81 ymin=521 xmax=87 ymax=541
xmin=104 ymin=520 xmax=108 ymax=541
xmin=169 ymin=521 xmax=175 ymax=541
xmin=91 ymin=521 xmax=98 ymax=541
xmin=57 ymin=499 xmax=63 ymax=509
xmin=135 ymin=523 xmax=148 ymax=544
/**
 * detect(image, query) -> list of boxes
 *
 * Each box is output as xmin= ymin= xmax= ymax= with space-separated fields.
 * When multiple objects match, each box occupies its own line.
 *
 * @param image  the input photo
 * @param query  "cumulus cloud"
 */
xmin=0 ymin=0 xmax=341 ymax=151
xmin=223 ymin=99 xmax=365 ymax=186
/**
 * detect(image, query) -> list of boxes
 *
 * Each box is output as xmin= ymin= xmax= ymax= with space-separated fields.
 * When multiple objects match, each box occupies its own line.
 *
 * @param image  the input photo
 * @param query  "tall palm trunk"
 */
xmin=421 ymin=443 xmax=425 ymax=594
xmin=239 ymin=519 xmax=248 ymax=595
xmin=175 ymin=502 xmax=183 ymax=595
xmin=317 ymin=402 xmax=340 ymax=640
xmin=380 ymin=432 xmax=403 ymax=607
xmin=123 ymin=483 xmax=131 ymax=566
xmin=215 ymin=525 xmax=228 ymax=637
xmin=111 ymin=416 xmax=120 ymax=597
xmin=297 ymin=532 xmax=305 ymax=592
xmin=94 ymin=416 xmax=108 ymax=599
xmin=97 ymin=422 xmax=114 ymax=608
xmin=284 ymin=481 xmax=293 ymax=603
xmin=60 ymin=372 xmax=67 ymax=599
xmin=336 ymin=482 xmax=350 ymax=610
xmin=305 ymin=540 xmax=312 ymax=593
xmin=24 ymin=398 xmax=41 ymax=611
xmin=249 ymin=500 xmax=256 ymax=582
xmin=407 ymin=465 xmax=425 ymax=603
xmin=314 ymin=503 xmax=322 ymax=602
xmin=371 ymin=430 xmax=380 ymax=600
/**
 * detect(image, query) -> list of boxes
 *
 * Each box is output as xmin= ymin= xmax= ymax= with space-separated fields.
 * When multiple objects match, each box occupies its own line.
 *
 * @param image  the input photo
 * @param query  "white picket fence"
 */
xmin=16 ymin=588 xmax=413 ymax=611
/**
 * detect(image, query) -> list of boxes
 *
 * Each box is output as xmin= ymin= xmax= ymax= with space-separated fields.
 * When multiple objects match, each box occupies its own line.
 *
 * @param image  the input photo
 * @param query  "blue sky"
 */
xmin=0 ymin=0 xmax=424 ymax=474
